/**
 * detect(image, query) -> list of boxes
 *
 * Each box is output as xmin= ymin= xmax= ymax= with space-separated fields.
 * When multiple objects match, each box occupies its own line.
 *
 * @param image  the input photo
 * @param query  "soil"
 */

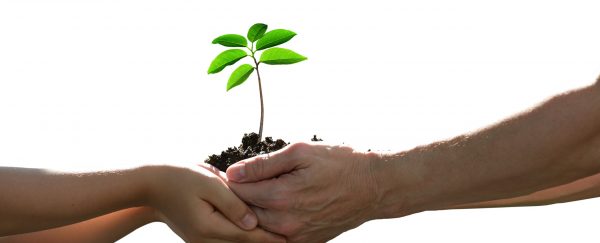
xmin=205 ymin=133 xmax=322 ymax=171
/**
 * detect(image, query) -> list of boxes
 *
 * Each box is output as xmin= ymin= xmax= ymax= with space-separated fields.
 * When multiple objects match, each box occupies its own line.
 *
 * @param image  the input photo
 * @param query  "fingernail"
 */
xmin=241 ymin=213 xmax=257 ymax=229
xmin=229 ymin=163 xmax=246 ymax=181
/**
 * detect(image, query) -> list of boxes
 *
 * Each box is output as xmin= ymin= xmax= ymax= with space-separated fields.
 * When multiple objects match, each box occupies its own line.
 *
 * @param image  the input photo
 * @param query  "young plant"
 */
xmin=208 ymin=23 xmax=307 ymax=144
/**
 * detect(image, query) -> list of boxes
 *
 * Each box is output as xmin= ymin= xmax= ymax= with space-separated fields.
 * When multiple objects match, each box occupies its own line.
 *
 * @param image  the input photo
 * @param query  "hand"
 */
xmin=142 ymin=164 xmax=285 ymax=243
xmin=226 ymin=143 xmax=380 ymax=243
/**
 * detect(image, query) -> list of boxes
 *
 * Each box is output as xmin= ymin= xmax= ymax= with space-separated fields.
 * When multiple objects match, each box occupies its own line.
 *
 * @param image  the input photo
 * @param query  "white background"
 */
xmin=1 ymin=0 xmax=600 ymax=242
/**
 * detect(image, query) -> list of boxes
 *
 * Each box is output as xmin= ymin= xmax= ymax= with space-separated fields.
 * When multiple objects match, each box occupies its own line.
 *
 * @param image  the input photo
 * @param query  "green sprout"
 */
xmin=208 ymin=23 xmax=307 ymax=144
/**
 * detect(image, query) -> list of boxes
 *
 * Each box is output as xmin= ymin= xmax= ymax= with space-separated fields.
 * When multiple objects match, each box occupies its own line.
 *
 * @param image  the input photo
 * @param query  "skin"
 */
xmin=227 ymin=78 xmax=600 ymax=242
xmin=227 ymin=144 xmax=378 ymax=242
xmin=6 ymin=165 xmax=579 ymax=243
xmin=0 ymin=164 xmax=285 ymax=243
xmin=451 ymin=172 xmax=600 ymax=209
xmin=0 ymin=207 xmax=158 ymax=243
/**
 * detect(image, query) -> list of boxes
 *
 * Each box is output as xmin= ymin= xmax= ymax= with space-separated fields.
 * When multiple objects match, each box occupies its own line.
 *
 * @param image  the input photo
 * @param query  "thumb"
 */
xmin=226 ymin=143 xmax=302 ymax=183
xmin=203 ymin=178 xmax=258 ymax=230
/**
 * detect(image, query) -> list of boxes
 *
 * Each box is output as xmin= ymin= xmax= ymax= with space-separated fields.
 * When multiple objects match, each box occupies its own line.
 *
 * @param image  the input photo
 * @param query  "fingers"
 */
xmin=250 ymin=206 xmax=296 ymax=236
xmin=228 ymin=179 xmax=291 ymax=210
xmin=204 ymin=208 xmax=286 ymax=243
xmin=198 ymin=163 xmax=228 ymax=180
xmin=202 ymin=176 xmax=259 ymax=230
xmin=176 ymin=200 xmax=285 ymax=243
xmin=227 ymin=143 xmax=307 ymax=183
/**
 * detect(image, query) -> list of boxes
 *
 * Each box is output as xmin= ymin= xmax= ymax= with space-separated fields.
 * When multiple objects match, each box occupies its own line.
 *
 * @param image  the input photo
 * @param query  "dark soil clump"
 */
xmin=206 ymin=133 xmax=325 ymax=172
xmin=205 ymin=133 xmax=289 ymax=172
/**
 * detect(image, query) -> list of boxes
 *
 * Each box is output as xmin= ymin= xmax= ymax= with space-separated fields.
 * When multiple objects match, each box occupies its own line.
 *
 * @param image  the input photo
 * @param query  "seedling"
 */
xmin=208 ymin=23 xmax=307 ymax=144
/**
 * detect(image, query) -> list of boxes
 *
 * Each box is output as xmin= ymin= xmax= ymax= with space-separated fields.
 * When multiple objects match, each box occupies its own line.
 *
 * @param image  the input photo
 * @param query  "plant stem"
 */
xmin=250 ymin=52 xmax=264 ymax=144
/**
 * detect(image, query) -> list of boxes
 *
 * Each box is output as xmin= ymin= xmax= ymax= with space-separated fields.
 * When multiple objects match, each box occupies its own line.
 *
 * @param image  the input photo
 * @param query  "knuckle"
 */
xmin=333 ymin=144 xmax=353 ymax=154
xmin=264 ymin=185 xmax=293 ymax=210
xmin=222 ymin=198 xmax=244 ymax=216
xmin=205 ymin=174 xmax=224 ymax=186
xmin=206 ymin=178 xmax=229 ymax=197
xmin=247 ymin=156 xmax=267 ymax=178
xmin=287 ymin=142 xmax=309 ymax=158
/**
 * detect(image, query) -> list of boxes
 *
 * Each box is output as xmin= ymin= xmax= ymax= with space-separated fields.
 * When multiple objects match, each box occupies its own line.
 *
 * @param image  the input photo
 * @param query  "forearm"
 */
xmin=371 ymin=82 xmax=600 ymax=218
xmin=451 ymin=172 xmax=600 ymax=209
xmin=0 ymin=166 xmax=150 ymax=236
xmin=0 ymin=207 xmax=158 ymax=243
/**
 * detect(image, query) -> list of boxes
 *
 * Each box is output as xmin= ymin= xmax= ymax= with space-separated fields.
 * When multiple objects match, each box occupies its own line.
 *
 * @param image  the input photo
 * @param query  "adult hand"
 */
xmin=226 ymin=143 xmax=382 ymax=243
xmin=143 ymin=164 xmax=285 ymax=243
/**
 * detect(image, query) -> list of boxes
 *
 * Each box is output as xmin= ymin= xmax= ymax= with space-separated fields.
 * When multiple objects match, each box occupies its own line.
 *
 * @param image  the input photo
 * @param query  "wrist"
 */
xmin=103 ymin=166 xmax=157 ymax=210
xmin=141 ymin=206 xmax=163 ymax=223
xmin=134 ymin=165 xmax=166 ymax=208
xmin=366 ymin=149 xmax=434 ymax=219
xmin=126 ymin=206 xmax=163 ymax=224
xmin=137 ymin=164 xmax=192 ymax=211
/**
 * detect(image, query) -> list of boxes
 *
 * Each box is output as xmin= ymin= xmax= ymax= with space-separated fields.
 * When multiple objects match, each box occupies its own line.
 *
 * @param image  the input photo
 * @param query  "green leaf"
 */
xmin=227 ymin=64 xmax=255 ymax=91
xmin=255 ymin=29 xmax=296 ymax=51
xmin=212 ymin=34 xmax=248 ymax=47
xmin=259 ymin=47 xmax=307 ymax=65
xmin=207 ymin=49 xmax=248 ymax=74
xmin=247 ymin=23 xmax=268 ymax=42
